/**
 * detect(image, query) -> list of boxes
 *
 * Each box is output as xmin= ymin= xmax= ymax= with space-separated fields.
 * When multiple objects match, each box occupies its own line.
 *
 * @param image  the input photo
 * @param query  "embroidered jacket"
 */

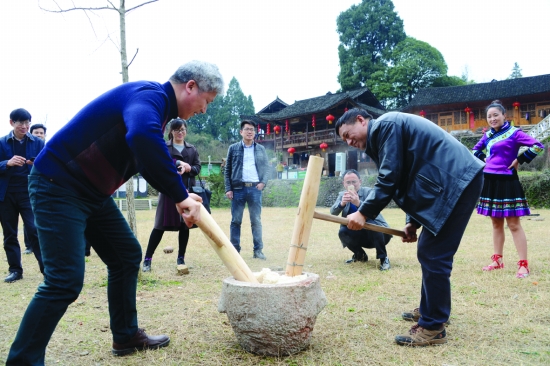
xmin=472 ymin=122 xmax=544 ymax=175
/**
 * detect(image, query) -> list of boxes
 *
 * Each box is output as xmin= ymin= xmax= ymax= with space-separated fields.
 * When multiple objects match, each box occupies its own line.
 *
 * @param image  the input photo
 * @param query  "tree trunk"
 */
xmin=118 ymin=0 xmax=137 ymax=235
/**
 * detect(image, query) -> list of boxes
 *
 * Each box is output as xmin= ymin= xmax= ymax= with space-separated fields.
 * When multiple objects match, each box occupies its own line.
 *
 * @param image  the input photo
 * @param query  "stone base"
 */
xmin=218 ymin=272 xmax=327 ymax=356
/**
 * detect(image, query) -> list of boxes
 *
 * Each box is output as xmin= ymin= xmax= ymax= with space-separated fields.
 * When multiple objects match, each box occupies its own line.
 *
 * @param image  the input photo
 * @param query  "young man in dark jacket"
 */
xmin=224 ymin=120 xmax=269 ymax=260
xmin=335 ymin=108 xmax=484 ymax=346
xmin=6 ymin=61 xmax=223 ymax=364
xmin=0 ymin=108 xmax=44 ymax=282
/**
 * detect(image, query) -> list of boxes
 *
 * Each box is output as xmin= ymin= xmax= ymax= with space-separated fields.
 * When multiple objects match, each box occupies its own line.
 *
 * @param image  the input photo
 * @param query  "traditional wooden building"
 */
xmin=402 ymin=74 xmax=550 ymax=133
xmin=244 ymin=87 xmax=385 ymax=176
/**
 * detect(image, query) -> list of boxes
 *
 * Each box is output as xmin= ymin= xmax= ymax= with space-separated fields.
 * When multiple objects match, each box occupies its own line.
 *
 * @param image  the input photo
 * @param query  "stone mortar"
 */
xmin=218 ymin=272 xmax=327 ymax=356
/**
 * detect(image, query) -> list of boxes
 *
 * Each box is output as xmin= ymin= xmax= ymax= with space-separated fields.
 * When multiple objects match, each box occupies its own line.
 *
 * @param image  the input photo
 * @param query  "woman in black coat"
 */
xmin=142 ymin=118 xmax=201 ymax=272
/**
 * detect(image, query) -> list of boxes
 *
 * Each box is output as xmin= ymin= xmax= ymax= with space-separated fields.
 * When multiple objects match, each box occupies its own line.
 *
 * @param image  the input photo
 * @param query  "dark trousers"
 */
xmin=7 ymin=172 xmax=142 ymax=365
xmin=416 ymin=171 xmax=483 ymax=330
xmin=338 ymin=225 xmax=391 ymax=259
xmin=230 ymin=186 xmax=264 ymax=252
xmin=0 ymin=191 xmax=43 ymax=274
xmin=145 ymin=227 xmax=190 ymax=259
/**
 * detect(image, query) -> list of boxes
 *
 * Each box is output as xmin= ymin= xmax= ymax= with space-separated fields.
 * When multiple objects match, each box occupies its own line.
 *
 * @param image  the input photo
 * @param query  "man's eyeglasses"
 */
xmin=242 ymin=128 xmax=255 ymax=132
xmin=173 ymin=128 xmax=186 ymax=133
xmin=14 ymin=121 xmax=31 ymax=126
xmin=344 ymin=180 xmax=358 ymax=185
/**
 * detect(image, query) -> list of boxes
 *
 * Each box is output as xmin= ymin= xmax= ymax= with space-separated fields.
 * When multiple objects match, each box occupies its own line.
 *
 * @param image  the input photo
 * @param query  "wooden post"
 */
xmin=195 ymin=205 xmax=258 ymax=283
xmin=285 ymin=155 xmax=324 ymax=277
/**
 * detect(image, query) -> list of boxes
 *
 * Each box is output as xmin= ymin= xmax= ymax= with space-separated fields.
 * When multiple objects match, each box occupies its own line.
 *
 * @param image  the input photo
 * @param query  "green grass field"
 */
xmin=1 ymin=207 xmax=549 ymax=365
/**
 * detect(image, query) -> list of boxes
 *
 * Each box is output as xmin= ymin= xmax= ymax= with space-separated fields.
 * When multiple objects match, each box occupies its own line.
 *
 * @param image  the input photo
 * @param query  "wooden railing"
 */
xmin=260 ymin=129 xmax=339 ymax=149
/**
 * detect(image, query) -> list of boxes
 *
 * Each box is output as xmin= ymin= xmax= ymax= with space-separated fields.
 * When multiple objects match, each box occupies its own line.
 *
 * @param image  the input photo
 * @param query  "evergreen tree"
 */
xmin=187 ymin=76 xmax=254 ymax=143
xmin=336 ymin=0 xmax=406 ymax=91
xmin=368 ymin=37 xmax=448 ymax=109
xmin=509 ymin=62 xmax=523 ymax=79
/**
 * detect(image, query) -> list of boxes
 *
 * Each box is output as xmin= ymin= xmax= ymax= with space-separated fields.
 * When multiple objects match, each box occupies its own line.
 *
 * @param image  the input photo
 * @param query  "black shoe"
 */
xmin=253 ymin=250 xmax=266 ymax=260
xmin=4 ymin=272 xmax=23 ymax=283
xmin=379 ymin=257 xmax=391 ymax=271
xmin=112 ymin=328 xmax=170 ymax=356
xmin=142 ymin=259 xmax=151 ymax=272
xmin=23 ymin=248 xmax=33 ymax=255
xmin=345 ymin=253 xmax=368 ymax=264
xmin=177 ymin=257 xmax=185 ymax=265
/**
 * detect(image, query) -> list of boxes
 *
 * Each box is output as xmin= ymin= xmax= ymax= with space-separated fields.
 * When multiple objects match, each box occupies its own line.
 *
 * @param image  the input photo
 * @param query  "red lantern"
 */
xmin=287 ymin=147 xmax=296 ymax=157
xmin=326 ymin=114 xmax=335 ymax=125
xmin=312 ymin=115 xmax=316 ymax=128
xmin=285 ymin=119 xmax=289 ymax=133
xmin=320 ymin=142 xmax=328 ymax=152
xmin=464 ymin=106 xmax=472 ymax=118
xmin=344 ymin=107 xmax=348 ymax=112
xmin=513 ymin=101 xmax=521 ymax=110
xmin=258 ymin=124 xmax=261 ymax=133
xmin=419 ymin=110 xmax=426 ymax=117
xmin=267 ymin=123 xmax=271 ymax=135
xmin=274 ymin=125 xmax=281 ymax=134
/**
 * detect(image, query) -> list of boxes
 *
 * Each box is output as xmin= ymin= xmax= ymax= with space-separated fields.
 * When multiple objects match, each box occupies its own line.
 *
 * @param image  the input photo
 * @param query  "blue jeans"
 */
xmin=416 ymin=171 xmax=483 ymax=330
xmin=7 ymin=171 xmax=142 ymax=365
xmin=0 ymin=191 xmax=43 ymax=274
xmin=230 ymin=186 xmax=264 ymax=252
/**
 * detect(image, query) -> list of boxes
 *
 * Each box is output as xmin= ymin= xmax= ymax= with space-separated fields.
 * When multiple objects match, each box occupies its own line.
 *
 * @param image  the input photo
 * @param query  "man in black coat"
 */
xmin=335 ymin=108 xmax=484 ymax=346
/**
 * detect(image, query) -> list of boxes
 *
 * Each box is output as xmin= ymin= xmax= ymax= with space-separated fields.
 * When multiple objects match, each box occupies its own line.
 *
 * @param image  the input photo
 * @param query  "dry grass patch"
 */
xmin=1 ymin=207 xmax=549 ymax=365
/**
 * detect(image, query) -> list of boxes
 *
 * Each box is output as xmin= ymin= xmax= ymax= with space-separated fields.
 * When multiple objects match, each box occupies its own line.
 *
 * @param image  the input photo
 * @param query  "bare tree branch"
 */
xmin=106 ymin=0 xmax=122 ymax=15
xmin=128 ymin=48 xmax=139 ymax=68
xmin=127 ymin=0 xmax=159 ymax=13
xmin=39 ymin=0 xmax=117 ymax=13
xmin=40 ymin=0 xmax=158 ymax=14
xmin=107 ymin=34 xmax=121 ymax=53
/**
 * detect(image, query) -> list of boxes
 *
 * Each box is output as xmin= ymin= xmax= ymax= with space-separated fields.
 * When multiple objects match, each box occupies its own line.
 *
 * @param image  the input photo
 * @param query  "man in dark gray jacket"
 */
xmin=335 ymin=108 xmax=484 ymax=346
xmin=330 ymin=169 xmax=392 ymax=270
xmin=224 ymin=120 xmax=269 ymax=259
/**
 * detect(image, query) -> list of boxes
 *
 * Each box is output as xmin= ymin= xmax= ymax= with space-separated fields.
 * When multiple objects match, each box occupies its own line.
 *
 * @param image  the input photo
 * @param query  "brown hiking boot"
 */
xmin=402 ymin=307 xmax=421 ymax=322
xmin=402 ymin=308 xmax=451 ymax=325
xmin=395 ymin=324 xmax=447 ymax=346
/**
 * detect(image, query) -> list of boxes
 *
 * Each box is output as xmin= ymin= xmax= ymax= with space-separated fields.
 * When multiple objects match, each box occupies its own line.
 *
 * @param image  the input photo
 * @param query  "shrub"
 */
xmin=520 ymin=169 xmax=550 ymax=208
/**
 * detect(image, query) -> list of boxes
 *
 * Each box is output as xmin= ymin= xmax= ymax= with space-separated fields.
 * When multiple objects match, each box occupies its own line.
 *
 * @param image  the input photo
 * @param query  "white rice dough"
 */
xmin=254 ymin=268 xmax=307 ymax=284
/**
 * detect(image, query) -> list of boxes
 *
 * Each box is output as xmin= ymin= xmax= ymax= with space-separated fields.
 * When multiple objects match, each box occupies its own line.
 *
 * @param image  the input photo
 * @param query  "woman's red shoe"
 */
xmin=482 ymin=254 xmax=504 ymax=271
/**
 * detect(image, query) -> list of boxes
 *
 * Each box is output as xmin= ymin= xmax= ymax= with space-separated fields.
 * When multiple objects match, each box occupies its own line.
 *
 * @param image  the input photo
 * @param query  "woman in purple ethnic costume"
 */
xmin=473 ymin=100 xmax=544 ymax=278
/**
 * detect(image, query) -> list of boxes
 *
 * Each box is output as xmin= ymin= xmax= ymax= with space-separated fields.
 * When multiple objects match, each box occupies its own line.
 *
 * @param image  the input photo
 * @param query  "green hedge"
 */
xmin=149 ymin=170 xmax=550 ymax=209
xmin=520 ymin=170 xmax=550 ymax=208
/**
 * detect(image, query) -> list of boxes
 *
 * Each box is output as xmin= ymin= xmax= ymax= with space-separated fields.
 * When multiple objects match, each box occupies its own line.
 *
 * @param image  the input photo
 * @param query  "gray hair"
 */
xmin=170 ymin=60 xmax=224 ymax=95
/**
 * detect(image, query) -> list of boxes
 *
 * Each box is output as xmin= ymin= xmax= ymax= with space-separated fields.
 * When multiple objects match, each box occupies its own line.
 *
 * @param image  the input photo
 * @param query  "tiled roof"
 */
xmin=257 ymin=97 xmax=289 ymax=114
xmin=257 ymin=87 xmax=384 ymax=121
xmin=404 ymin=74 xmax=550 ymax=110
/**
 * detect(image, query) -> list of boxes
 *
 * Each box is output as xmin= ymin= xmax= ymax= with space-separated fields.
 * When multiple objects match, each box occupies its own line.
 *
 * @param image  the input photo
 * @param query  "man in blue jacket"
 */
xmin=336 ymin=108 xmax=484 ymax=346
xmin=7 ymin=60 xmax=224 ymax=365
xmin=0 ymin=108 xmax=44 ymax=283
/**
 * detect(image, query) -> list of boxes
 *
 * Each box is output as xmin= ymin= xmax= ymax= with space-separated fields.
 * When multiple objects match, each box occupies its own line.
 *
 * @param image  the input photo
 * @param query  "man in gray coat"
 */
xmin=330 ymin=169 xmax=391 ymax=270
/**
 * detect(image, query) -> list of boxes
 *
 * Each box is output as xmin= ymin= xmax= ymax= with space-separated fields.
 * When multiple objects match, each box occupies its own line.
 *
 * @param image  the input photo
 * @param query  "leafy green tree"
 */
xmin=336 ymin=0 xmax=406 ymax=91
xmin=187 ymin=77 xmax=254 ymax=142
xmin=217 ymin=78 xmax=255 ymax=142
xmin=508 ymin=62 xmax=523 ymax=79
xmin=368 ymin=37 xmax=447 ymax=109
xmin=185 ymin=132 xmax=230 ymax=162
xmin=431 ymin=75 xmax=467 ymax=87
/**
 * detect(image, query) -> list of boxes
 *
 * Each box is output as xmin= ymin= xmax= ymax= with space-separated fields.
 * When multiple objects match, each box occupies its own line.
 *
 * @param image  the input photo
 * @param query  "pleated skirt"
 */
xmin=477 ymin=172 xmax=530 ymax=217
